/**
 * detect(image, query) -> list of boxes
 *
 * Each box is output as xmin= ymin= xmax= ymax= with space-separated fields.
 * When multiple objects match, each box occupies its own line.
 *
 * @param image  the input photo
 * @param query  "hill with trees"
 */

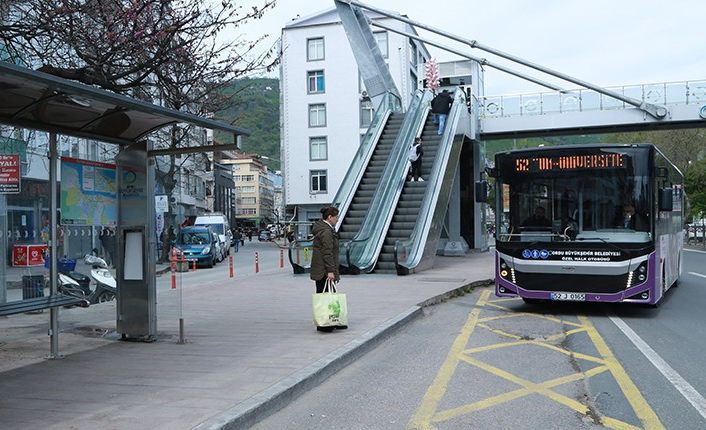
xmin=214 ymin=78 xmax=280 ymax=169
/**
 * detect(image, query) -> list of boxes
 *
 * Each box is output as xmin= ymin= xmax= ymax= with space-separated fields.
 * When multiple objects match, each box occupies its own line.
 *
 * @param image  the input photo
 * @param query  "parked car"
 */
xmin=212 ymin=232 xmax=225 ymax=262
xmin=174 ymin=226 xmax=219 ymax=268
xmin=258 ymin=229 xmax=273 ymax=241
xmin=194 ymin=213 xmax=233 ymax=254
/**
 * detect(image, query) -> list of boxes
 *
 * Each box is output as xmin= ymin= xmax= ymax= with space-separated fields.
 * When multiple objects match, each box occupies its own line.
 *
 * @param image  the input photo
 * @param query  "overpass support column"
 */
xmin=440 ymin=167 xmax=469 ymax=256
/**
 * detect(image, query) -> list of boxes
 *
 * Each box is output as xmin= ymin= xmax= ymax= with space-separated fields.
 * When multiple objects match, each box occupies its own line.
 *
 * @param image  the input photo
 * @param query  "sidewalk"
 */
xmin=0 ymin=251 xmax=494 ymax=430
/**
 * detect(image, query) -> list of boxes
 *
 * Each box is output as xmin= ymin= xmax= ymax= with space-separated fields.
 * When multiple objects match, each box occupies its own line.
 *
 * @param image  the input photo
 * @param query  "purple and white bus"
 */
xmin=492 ymin=144 xmax=684 ymax=305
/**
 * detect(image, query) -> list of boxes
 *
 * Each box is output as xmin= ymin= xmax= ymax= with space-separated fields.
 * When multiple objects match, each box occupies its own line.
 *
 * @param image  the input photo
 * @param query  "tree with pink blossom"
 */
xmin=424 ymin=58 xmax=440 ymax=93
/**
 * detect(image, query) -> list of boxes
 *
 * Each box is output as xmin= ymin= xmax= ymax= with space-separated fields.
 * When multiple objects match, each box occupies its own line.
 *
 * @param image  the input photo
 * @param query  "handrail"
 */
xmin=333 ymin=92 xmax=400 ymax=228
xmin=394 ymin=88 xmax=468 ymax=274
xmin=342 ymin=89 xmax=433 ymax=272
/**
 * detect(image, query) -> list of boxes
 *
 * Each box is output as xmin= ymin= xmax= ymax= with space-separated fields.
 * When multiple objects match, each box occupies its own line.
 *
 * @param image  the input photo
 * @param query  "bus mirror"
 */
xmin=485 ymin=167 xmax=499 ymax=178
xmin=475 ymin=180 xmax=489 ymax=203
xmin=656 ymin=167 xmax=669 ymax=179
xmin=659 ymin=188 xmax=673 ymax=212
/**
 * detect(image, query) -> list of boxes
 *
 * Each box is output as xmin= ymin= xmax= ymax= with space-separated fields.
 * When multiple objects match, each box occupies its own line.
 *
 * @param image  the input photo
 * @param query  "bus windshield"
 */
xmin=496 ymin=149 xmax=652 ymax=244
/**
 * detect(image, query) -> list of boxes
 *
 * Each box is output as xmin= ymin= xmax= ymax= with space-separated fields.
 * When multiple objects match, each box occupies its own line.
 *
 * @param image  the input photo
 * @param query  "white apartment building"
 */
xmin=280 ymin=7 xmax=430 ymax=224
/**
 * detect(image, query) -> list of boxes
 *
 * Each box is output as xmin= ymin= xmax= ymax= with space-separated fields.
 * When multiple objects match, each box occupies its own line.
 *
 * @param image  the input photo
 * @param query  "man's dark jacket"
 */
xmin=431 ymin=91 xmax=452 ymax=114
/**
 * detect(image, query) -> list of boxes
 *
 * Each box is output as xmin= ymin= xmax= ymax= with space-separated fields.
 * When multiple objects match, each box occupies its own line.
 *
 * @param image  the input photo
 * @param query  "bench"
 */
xmin=0 ymin=294 xmax=90 ymax=317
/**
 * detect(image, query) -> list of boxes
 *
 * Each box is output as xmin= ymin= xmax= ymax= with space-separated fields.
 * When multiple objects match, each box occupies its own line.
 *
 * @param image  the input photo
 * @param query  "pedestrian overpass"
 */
xmin=289 ymin=1 xmax=706 ymax=276
xmin=480 ymin=80 xmax=706 ymax=139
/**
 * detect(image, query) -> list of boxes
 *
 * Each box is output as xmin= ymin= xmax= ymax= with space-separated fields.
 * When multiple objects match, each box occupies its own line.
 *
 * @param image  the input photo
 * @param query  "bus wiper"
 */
xmin=575 ymin=237 xmax=628 ymax=254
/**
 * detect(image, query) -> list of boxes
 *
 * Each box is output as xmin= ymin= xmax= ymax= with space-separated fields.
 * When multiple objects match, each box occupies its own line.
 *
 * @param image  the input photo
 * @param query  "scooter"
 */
xmin=57 ymin=273 xmax=91 ymax=307
xmin=83 ymin=254 xmax=117 ymax=304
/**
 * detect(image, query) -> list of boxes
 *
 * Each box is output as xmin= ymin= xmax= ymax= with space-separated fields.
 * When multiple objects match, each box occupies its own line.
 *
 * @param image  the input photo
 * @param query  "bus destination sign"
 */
xmin=515 ymin=153 xmax=625 ymax=173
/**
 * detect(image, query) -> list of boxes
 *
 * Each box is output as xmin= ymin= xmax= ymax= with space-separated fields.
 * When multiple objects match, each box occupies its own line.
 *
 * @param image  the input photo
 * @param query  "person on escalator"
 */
xmin=408 ymin=137 xmax=424 ymax=182
xmin=431 ymin=89 xmax=453 ymax=134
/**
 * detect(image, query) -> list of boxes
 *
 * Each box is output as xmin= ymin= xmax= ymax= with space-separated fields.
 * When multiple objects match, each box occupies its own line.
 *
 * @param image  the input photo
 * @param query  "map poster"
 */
xmin=61 ymin=157 xmax=117 ymax=226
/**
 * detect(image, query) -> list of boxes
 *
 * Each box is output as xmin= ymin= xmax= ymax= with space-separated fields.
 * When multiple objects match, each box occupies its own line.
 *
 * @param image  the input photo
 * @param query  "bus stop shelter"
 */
xmin=0 ymin=61 xmax=247 ymax=357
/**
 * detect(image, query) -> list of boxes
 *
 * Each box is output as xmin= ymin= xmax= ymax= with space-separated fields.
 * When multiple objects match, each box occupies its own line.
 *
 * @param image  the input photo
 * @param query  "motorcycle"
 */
xmin=54 ymin=254 xmax=116 ymax=305
xmin=83 ymin=254 xmax=117 ymax=304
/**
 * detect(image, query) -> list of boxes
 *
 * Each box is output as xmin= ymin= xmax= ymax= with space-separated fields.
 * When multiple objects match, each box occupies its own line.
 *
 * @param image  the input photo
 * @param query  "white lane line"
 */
xmin=688 ymin=272 xmax=706 ymax=279
xmin=684 ymin=249 xmax=706 ymax=255
xmin=609 ymin=315 xmax=706 ymax=422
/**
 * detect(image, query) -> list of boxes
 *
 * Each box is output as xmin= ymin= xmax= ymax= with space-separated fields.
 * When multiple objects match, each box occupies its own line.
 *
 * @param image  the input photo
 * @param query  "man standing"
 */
xmin=431 ymin=89 xmax=453 ymax=135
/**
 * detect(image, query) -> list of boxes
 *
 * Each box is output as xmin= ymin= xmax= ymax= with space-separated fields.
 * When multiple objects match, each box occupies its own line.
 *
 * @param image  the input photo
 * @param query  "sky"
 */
xmin=236 ymin=0 xmax=706 ymax=96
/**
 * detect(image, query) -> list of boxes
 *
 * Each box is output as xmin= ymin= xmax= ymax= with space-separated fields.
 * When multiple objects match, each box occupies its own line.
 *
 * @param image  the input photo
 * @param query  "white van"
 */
xmin=194 ymin=213 xmax=232 ymax=255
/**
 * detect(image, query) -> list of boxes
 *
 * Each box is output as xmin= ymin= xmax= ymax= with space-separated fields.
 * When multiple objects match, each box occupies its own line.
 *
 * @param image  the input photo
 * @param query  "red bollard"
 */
xmin=192 ymin=259 xmax=197 ymax=272
xmin=255 ymin=252 xmax=260 ymax=273
xmin=280 ymin=249 xmax=284 ymax=268
xmin=170 ymin=247 xmax=177 ymax=289
xmin=229 ymin=255 xmax=234 ymax=278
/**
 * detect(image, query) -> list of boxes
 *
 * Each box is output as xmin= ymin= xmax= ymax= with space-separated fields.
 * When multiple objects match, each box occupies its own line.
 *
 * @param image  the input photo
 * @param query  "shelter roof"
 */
xmin=0 ymin=61 xmax=247 ymax=146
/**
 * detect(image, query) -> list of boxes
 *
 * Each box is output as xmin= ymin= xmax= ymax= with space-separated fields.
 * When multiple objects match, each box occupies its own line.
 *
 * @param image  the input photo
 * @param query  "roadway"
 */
xmin=253 ymin=248 xmax=706 ymax=429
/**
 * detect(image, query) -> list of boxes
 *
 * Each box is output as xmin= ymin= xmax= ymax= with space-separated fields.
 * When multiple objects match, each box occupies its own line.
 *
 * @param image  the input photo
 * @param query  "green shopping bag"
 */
xmin=312 ymin=280 xmax=348 ymax=327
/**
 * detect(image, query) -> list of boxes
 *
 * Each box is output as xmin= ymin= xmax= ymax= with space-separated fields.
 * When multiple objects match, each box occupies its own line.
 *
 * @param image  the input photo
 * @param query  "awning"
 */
xmin=0 ymin=61 xmax=247 ymax=146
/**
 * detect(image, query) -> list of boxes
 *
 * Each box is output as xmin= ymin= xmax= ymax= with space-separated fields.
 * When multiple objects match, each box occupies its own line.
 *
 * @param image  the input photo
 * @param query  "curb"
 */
xmin=193 ymin=278 xmax=494 ymax=430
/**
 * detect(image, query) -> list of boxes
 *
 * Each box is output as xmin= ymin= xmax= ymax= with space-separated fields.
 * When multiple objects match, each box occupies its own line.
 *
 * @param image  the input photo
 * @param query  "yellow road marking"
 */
xmin=408 ymin=289 xmax=491 ymax=430
xmin=579 ymin=316 xmax=665 ymax=430
xmin=432 ymin=364 xmax=610 ymax=422
xmin=409 ymin=287 xmax=665 ymax=429
xmin=479 ymin=309 xmax=584 ymax=328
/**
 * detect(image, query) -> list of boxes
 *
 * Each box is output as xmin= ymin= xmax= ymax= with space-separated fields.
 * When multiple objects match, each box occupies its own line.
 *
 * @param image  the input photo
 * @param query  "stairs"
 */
xmin=375 ymin=114 xmax=439 ymax=273
xmin=338 ymin=114 xmax=405 ymax=244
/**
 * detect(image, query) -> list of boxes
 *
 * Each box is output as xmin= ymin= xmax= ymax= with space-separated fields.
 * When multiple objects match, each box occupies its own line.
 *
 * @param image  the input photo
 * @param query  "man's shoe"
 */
xmin=418 ymin=178 xmax=425 ymax=182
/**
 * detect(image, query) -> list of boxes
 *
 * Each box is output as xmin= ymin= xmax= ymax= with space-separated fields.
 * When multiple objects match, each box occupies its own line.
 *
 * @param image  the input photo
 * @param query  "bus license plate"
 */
xmin=550 ymin=292 xmax=586 ymax=301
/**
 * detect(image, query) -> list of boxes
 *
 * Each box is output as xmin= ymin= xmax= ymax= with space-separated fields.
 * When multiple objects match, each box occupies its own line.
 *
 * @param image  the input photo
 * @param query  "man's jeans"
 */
xmin=437 ymin=114 xmax=447 ymax=135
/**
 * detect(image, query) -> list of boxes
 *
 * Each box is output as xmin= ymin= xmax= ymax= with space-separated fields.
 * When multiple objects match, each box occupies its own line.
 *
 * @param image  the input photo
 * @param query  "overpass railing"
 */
xmin=481 ymin=80 xmax=706 ymax=118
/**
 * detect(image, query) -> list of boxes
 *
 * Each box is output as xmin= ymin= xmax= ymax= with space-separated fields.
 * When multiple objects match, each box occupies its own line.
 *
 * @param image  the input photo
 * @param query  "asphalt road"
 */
xmin=253 ymin=249 xmax=706 ymax=430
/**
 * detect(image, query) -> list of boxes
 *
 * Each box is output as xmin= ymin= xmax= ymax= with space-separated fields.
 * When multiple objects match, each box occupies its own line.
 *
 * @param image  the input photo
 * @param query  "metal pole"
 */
xmin=371 ymin=21 xmax=565 ymax=92
xmin=48 ymin=132 xmax=60 ymax=359
xmin=346 ymin=0 xmax=667 ymax=118
xmin=0 ymin=194 xmax=6 ymax=305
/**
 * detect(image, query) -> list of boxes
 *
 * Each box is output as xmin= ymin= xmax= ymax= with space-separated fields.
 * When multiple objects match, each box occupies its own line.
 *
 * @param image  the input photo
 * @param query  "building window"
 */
xmin=236 ymin=175 xmax=255 ymax=182
xmin=241 ymin=197 xmax=257 ymax=205
xmin=237 ymin=186 xmax=256 ymax=193
xmin=310 ymin=170 xmax=327 ymax=193
xmin=307 ymin=37 xmax=325 ymax=61
xmin=307 ymin=70 xmax=325 ymax=94
xmin=308 ymin=103 xmax=326 ymax=127
xmin=360 ymin=100 xmax=374 ymax=128
xmin=237 ymin=208 xmax=257 ymax=215
xmin=310 ymin=137 xmax=328 ymax=161
xmin=374 ymin=31 xmax=388 ymax=58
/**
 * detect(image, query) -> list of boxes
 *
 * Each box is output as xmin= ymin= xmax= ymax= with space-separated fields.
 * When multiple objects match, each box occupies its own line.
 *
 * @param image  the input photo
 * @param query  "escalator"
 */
xmin=341 ymin=88 xmax=470 ymax=275
xmin=341 ymin=90 xmax=432 ymax=273
xmin=337 ymin=113 xmax=405 ymax=243
xmin=393 ymin=88 xmax=471 ymax=275
xmin=374 ymin=113 xmax=439 ymax=272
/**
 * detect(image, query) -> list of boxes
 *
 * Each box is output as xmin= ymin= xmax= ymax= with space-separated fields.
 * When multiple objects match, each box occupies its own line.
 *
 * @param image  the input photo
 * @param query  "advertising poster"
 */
xmin=0 ymin=154 xmax=21 ymax=194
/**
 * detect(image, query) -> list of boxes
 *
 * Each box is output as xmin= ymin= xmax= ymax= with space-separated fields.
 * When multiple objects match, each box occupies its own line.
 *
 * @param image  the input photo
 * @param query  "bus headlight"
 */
xmin=498 ymin=258 xmax=516 ymax=284
xmin=627 ymin=261 xmax=648 ymax=288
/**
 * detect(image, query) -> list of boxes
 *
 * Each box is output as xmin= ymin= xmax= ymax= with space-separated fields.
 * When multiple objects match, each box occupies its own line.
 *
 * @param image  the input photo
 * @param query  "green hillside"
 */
xmin=214 ymin=78 xmax=280 ymax=169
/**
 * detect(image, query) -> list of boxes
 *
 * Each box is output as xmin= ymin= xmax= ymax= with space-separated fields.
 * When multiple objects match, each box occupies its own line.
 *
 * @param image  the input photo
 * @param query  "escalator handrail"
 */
xmin=342 ymin=89 xmax=434 ymax=272
xmin=333 ymin=92 xmax=399 ymax=228
xmin=394 ymin=88 xmax=468 ymax=272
